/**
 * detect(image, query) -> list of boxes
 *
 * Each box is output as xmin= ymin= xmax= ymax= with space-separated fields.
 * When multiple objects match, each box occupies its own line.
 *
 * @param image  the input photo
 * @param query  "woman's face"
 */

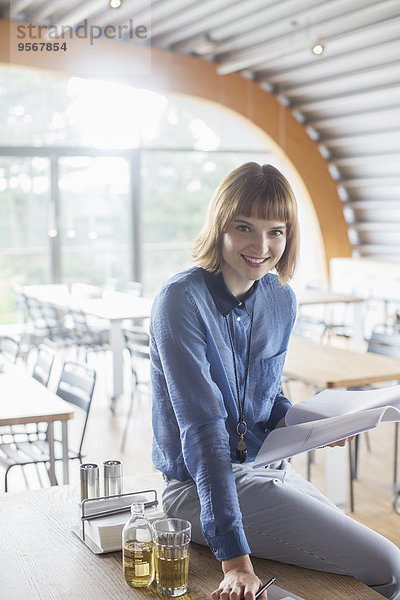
xmin=220 ymin=214 xmax=287 ymax=298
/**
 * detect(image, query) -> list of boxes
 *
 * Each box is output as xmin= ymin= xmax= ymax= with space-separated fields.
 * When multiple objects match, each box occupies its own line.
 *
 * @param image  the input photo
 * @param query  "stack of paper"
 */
xmin=254 ymin=385 xmax=400 ymax=468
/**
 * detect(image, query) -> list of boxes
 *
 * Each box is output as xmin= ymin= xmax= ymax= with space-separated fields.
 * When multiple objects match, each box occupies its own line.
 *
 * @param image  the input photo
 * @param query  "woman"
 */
xmin=150 ymin=163 xmax=400 ymax=600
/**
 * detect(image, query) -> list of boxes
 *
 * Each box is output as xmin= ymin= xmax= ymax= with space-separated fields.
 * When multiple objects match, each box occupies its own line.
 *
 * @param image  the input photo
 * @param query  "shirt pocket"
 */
xmin=256 ymin=349 xmax=287 ymax=404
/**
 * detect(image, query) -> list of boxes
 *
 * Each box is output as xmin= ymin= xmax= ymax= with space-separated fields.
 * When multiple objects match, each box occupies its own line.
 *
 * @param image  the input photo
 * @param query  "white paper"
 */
xmin=268 ymin=585 xmax=306 ymax=600
xmin=253 ymin=385 xmax=400 ymax=468
xmin=285 ymin=385 xmax=400 ymax=425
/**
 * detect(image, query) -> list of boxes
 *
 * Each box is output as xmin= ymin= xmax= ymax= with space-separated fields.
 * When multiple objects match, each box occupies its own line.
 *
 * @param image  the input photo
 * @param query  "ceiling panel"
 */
xmin=2 ymin=0 xmax=400 ymax=262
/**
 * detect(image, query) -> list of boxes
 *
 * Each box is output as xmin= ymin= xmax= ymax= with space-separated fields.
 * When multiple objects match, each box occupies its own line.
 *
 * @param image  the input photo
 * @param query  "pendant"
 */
xmin=236 ymin=438 xmax=247 ymax=464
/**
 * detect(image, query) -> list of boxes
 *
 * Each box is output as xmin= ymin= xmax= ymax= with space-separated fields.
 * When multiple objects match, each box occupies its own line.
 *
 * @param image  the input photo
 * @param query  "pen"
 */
xmin=255 ymin=577 xmax=276 ymax=598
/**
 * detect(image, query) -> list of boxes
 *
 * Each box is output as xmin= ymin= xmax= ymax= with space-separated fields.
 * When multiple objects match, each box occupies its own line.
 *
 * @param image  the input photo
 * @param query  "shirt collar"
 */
xmin=202 ymin=269 xmax=259 ymax=316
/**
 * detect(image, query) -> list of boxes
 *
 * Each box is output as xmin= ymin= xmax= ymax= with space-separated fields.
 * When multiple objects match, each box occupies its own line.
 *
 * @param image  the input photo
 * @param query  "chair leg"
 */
xmin=394 ymin=422 xmax=399 ymax=488
xmin=4 ymin=464 xmax=29 ymax=493
xmin=45 ymin=461 xmax=59 ymax=486
xmin=354 ymin=435 xmax=359 ymax=480
xmin=121 ymin=383 xmax=137 ymax=452
xmin=348 ymin=440 xmax=355 ymax=513
xmin=5 ymin=466 xmax=10 ymax=492
xmin=306 ymin=450 xmax=314 ymax=481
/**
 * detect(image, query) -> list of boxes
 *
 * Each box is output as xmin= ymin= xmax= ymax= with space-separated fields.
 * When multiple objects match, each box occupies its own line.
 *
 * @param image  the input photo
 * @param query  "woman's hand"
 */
xmin=211 ymin=555 xmax=269 ymax=600
xmin=325 ymin=435 xmax=356 ymax=448
xmin=274 ymin=417 xmax=286 ymax=429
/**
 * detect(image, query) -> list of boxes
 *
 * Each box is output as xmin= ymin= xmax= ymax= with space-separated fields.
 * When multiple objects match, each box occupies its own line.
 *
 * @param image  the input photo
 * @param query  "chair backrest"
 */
xmin=16 ymin=292 xmax=30 ymax=324
xmin=0 ymin=336 xmax=19 ymax=363
xmin=26 ymin=296 xmax=46 ymax=323
xmin=67 ymin=308 xmax=90 ymax=335
xmin=123 ymin=326 xmax=150 ymax=361
xmin=40 ymin=302 xmax=65 ymax=334
xmin=367 ymin=327 xmax=400 ymax=361
xmin=32 ymin=344 xmax=54 ymax=387
xmin=56 ymin=361 xmax=96 ymax=455
xmin=293 ymin=315 xmax=327 ymax=344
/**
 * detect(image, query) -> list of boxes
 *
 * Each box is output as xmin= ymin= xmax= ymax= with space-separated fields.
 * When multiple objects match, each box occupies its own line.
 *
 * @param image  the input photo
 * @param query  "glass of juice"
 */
xmin=152 ymin=518 xmax=191 ymax=597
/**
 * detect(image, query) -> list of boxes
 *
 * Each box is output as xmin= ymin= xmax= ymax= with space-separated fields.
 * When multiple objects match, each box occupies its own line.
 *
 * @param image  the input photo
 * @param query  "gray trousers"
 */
xmin=162 ymin=461 xmax=400 ymax=600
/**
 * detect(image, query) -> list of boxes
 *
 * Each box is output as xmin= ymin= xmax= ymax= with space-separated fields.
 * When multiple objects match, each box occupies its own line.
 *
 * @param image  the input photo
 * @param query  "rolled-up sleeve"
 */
xmin=267 ymin=390 xmax=291 ymax=429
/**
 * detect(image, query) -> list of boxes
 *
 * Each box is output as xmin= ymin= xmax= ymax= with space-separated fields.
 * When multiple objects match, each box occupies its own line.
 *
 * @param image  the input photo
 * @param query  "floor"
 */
xmin=2 ymin=348 xmax=399 ymax=548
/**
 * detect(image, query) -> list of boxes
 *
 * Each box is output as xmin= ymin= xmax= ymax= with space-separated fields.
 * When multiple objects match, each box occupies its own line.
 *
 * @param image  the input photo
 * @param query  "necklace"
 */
xmin=224 ymin=309 xmax=254 ymax=463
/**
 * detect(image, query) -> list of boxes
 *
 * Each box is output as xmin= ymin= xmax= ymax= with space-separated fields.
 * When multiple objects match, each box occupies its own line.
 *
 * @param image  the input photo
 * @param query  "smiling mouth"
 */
xmin=241 ymin=254 xmax=268 ymax=265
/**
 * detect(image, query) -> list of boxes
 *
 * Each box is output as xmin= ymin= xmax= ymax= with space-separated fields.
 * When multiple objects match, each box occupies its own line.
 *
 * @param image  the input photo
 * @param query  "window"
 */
xmin=59 ymin=156 xmax=131 ymax=285
xmin=0 ymin=156 xmax=50 ymax=322
xmin=0 ymin=66 xmax=326 ymax=323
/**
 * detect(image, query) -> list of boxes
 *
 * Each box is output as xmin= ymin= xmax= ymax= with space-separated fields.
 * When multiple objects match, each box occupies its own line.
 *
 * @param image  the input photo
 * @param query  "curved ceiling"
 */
xmin=2 ymin=0 xmax=400 ymax=260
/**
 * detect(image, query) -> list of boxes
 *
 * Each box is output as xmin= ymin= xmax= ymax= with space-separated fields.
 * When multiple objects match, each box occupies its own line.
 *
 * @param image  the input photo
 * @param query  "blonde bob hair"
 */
xmin=193 ymin=162 xmax=299 ymax=284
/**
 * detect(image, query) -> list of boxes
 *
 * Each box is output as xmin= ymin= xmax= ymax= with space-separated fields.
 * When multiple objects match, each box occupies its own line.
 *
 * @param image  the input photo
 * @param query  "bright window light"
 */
xmin=66 ymin=78 xmax=168 ymax=148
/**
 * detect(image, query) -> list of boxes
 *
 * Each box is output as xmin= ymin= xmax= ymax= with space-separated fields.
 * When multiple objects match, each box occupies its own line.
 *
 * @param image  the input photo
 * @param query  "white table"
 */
xmin=0 ymin=364 xmax=74 ymax=485
xmin=297 ymin=289 xmax=365 ymax=350
xmin=21 ymin=285 xmax=153 ymax=407
xmin=284 ymin=336 xmax=400 ymax=508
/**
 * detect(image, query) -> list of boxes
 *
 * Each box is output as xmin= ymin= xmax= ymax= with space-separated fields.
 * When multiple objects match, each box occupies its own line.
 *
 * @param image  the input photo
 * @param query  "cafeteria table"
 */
xmin=0 ymin=363 xmax=74 ymax=485
xmin=0 ymin=473 xmax=382 ymax=600
xmin=21 ymin=285 xmax=153 ymax=409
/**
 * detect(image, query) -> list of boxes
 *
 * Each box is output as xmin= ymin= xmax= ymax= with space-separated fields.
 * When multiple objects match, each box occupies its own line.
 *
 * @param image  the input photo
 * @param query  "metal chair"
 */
xmin=0 ymin=337 xmax=21 ymax=442
xmin=32 ymin=344 xmax=55 ymax=387
xmin=0 ymin=336 xmax=20 ymax=363
xmin=14 ymin=292 xmax=49 ymax=357
xmin=0 ymin=361 xmax=96 ymax=492
xmin=66 ymin=308 xmax=110 ymax=360
xmin=349 ymin=325 xmax=400 ymax=512
xmin=293 ymin=315 xmax=328 ymax=344
xmin=291 ymin=318 xmax=328 ymax=481
xmin=121 ymin=325 xmax=150 ymax=452
xmin=22 ymin=345 xmax=56 ymax=442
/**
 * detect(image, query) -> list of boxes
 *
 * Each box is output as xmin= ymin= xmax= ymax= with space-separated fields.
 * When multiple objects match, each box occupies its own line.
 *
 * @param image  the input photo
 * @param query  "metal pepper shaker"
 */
xmin=103 ymin=460 xmax=123 ymax=496
xmin=80 ymin=463 xmax=100 ymax=501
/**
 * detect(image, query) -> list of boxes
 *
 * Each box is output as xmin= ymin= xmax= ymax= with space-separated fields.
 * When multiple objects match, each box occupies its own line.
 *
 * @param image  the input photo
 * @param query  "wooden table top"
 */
xmin=0 ymin=365 xmax=74 ymax=426
xmin=285 ymin=336 xmax=400 ymax=389
xmin=296 ymin=289 xmax=364 ymax=306
xmin=0 ymin=473 xmax=381 ymax=600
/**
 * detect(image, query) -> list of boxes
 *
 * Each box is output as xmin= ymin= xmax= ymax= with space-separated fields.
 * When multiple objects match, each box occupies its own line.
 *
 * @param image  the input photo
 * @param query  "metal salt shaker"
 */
xmin=103 ymin=460 xmax=123 ymax=496
xmin=80 ymin=463 xmax=100 ymax=501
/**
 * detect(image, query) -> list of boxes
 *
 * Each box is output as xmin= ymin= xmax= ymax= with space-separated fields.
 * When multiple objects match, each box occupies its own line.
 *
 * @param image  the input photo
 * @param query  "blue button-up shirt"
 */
xmin=150 ymin=266 xmax=296 ymax=561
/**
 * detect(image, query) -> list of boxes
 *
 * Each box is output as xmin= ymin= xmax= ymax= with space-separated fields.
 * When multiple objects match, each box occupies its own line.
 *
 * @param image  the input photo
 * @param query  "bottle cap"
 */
xmin=131 ymin=501 xmax=145 ymax=514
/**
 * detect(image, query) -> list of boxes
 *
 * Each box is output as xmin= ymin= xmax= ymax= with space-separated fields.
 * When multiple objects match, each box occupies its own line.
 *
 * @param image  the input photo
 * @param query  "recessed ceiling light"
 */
xmin=110 ymin=0 xmax=122 ymax=8
xmin=312 ymin=41 xmax=324 ymax=55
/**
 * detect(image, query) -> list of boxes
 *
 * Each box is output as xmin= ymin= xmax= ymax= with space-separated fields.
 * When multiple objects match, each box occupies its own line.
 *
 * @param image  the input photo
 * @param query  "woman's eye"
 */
xmin=270 ymin=230 xmax=284 ymax=237
xmin=237 ymin=225 xmax=250 ymax=232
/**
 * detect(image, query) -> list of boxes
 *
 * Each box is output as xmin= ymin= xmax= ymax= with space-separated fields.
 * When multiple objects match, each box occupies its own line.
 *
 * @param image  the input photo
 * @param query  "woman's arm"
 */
xmin=151 ymin=283 xmax=251 ymax=561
